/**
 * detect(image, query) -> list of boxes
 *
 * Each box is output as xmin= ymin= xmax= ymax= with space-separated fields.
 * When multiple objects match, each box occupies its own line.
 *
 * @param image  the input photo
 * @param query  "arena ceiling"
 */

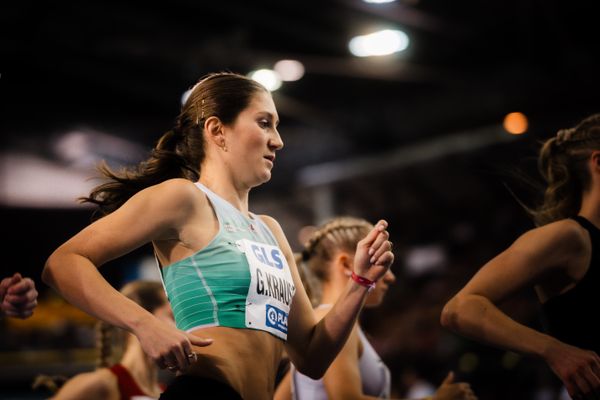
xmin=1 ymin=0 xmax=599 ymax=242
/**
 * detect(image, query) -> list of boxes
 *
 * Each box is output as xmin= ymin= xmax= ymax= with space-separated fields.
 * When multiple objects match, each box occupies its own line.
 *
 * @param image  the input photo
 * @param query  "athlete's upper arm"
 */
xmin=322 ymin=326 xmax=364 ymax=400
xmin=51 ymin=369 xmax=117 ymax=400
xmin=457 ymin=219 xmax=588 ymax=304
xmin=257 ymin=215 xmax=319 ymax=352
xmin=55 ymin=178 xmax=203 ymax=267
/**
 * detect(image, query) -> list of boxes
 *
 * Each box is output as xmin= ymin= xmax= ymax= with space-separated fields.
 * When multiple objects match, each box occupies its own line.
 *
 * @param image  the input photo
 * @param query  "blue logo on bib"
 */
xmin=266 ymin=304 xmax=288 ymax=333
xmin=251 ymin=244 xmax=284 ymax=269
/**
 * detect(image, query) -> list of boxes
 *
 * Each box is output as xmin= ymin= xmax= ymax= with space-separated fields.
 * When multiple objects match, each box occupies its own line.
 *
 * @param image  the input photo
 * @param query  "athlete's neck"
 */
xmin=320 ymin=278 xmax=350 ymax=307
xmin=579 ymin=184 xmax=600 ymax=228
xmin=198 ymin=175 xmax=251 ymax=217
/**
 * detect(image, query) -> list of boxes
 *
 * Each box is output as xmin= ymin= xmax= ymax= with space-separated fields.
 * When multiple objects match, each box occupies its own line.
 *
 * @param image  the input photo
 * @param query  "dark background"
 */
xmin=2 ymin=1 xmax=599 ymax=398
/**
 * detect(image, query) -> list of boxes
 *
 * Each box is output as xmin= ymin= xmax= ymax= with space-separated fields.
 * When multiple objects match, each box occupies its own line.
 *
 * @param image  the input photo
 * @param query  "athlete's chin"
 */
xmin=258 ymin=170 xmax=272 ymax=183
xmin=249 ymin=172 xmax=272 ymax=188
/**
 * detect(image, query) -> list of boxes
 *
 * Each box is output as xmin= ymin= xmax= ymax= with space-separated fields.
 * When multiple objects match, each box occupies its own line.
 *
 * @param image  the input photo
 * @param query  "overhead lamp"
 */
xmin=249 ymin=69 xmax=282 ymax=91
xmin=503 ymin=112 xmax=528 ymax=135
xmin=274 ymin=60 xmax=305 ymax=82
xmin=349 ymin=29 xmax=409 ymax=57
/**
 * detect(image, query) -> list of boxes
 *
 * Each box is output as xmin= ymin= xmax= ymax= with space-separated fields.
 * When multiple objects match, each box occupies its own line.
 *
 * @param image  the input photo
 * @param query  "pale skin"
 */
xmin=274 ymin=250 xmax=476 ymax=400
xmin=0 ymin=272 xmax=38 ymax=319
xmin=50 ymin=301 xmax=173 ymax=400
xmin=43 ymin=90 xmax=394 ymax=400
xmin=441 ymin=151 xmax=600 ymax=399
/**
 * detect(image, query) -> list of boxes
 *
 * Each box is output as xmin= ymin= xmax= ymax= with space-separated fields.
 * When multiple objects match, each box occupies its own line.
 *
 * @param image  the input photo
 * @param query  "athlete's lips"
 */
xmin=264 ymin=154 xmax=276 ymax=163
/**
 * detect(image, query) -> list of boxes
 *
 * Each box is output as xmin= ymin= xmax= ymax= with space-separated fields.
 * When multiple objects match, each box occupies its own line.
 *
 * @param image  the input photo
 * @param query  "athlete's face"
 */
xmin=224 ymin=91 xmax=283 ymax=187
xmin=341 ymin=253 xmax=395 ymax=307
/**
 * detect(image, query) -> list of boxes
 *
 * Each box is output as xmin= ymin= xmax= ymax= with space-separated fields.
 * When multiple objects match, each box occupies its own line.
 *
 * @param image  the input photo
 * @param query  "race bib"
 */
xmin=237 ymin=239 xmax=296 ymax=340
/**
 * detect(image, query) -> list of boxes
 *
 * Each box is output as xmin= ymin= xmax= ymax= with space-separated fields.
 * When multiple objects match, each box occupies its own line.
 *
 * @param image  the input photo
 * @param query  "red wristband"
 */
xmin=351 ymin=271 xmax=376 ymax=291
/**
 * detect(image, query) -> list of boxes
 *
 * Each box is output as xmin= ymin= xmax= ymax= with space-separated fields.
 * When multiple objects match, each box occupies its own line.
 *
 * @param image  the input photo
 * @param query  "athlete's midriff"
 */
xmin=186 ymin=326 xmax=284 ymax=400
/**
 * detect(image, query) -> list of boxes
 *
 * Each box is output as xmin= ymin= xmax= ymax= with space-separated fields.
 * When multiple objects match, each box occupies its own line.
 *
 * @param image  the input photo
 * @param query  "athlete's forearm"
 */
xmin=295 ymin=280 xmax=369 ymax=378
xmin=441 ymin=294 xmax=554 ymax=358
xmin=42 ymin=251 xmax=153 ymax=333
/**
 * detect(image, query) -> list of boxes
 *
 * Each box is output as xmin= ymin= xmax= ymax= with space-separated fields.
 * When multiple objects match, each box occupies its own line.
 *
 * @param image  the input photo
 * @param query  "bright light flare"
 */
xmin=249 ymin=69 xmax=282 ymax=91
xmin=503 ymin=112 xmax=528 ymax=135
xmin=274 ymin=60 xmax=305 ymax=81
xmin=349 ymin=29 xmax=409 ymax=57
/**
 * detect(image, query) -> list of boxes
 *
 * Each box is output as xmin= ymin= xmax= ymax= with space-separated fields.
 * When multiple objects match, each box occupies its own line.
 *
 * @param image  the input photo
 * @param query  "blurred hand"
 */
xmin=432 ymin=371 xmax=477 ymax=400
xmin=353 ymin=219 xmax=394 ymax=282
xmin=134 ymin=316 xmax=213 ymax=373
xmin=544 ymin=340 xmax=600 ymax=400
xmin=0 ymin=273 xmax=38 ymax=319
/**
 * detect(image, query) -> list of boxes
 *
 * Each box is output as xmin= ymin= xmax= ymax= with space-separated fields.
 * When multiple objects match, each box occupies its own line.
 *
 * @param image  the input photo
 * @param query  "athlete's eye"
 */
xmin=258 ymin=119 xmax=271 ymax=129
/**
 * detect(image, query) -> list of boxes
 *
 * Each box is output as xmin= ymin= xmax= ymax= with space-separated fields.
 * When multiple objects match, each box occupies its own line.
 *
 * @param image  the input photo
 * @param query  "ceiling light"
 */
xmin=249 ymin=69 xmax=282 ymax=91
xmin=274 ymin=60 xmax=305 ymax=81
xmin=503 ymin=112 xmax=528 ymax=135
xmin=349 ymin=29 xmax=409 ymax=57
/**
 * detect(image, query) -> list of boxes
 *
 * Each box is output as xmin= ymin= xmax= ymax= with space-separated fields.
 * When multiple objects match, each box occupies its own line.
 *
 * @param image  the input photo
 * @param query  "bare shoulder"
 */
xmin=518 ymin=218 xmax=589 ymax=253
xmin=508 ymin=218 xmax=591 ymax=272
xmin=257 ymin=214 xmax=293 ymax=254
xmin=125 ymin=178 xmax=208 ymax=218
xmin=149 ymin=178 xmax=205 ymax=206
xmin=257 ymin=214 xmax=284 ymax=236
xmin=53 ymin=369 xmax=117 ymax=400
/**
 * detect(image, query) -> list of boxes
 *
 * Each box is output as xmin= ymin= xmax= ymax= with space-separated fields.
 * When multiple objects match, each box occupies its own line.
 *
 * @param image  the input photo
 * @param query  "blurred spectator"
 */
xmin=442 ymin=114 xmax=600 ymax=399
xmin=275 ymin=217 xmax=476 ymax=400
xmin=34 ymin=281 xmax=170 ymax=400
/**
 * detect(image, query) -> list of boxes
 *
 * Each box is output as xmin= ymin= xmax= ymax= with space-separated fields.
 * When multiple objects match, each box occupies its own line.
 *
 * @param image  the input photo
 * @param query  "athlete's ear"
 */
xmin=335 ymin=252 xmax=353 ymax=277
xmin=590 ymin=151 xmax=600 ymax=173
xmin=204 ymin=116 xmax=225 ymax=148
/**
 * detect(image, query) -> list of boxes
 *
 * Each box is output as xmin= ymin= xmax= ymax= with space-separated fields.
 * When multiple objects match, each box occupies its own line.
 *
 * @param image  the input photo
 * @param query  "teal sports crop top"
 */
xmin=159 ymin=183 xmax=296 ymax=340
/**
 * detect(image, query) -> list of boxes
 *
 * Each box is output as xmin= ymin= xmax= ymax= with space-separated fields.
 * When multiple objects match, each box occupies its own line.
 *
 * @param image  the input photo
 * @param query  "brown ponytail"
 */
xmin=81 ymin=72 xmax=267 ymax=218
xmin=532 ymin=114 xmax=600 ymax=225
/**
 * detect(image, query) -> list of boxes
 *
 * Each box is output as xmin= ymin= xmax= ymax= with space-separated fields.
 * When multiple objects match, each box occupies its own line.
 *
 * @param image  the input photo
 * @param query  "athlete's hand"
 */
xmin=353 ymin=219 xmax=394 ymax=282
xmin=135 ymin=316 xmax=213 ymax=372
xmin=544 ymin=340 xmax=600 ymax=400
xmin=0 ymin=273 xmax=38 ymax=319
xmin=432 ymin=371 xmax=478 ymax=400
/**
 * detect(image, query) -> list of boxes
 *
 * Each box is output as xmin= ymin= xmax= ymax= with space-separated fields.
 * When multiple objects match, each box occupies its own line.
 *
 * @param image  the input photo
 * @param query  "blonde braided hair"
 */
xmin=298 ymin=217 xmax=373 ymax=303
xmin=95 ymin=321 xmax=116 ymax=368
